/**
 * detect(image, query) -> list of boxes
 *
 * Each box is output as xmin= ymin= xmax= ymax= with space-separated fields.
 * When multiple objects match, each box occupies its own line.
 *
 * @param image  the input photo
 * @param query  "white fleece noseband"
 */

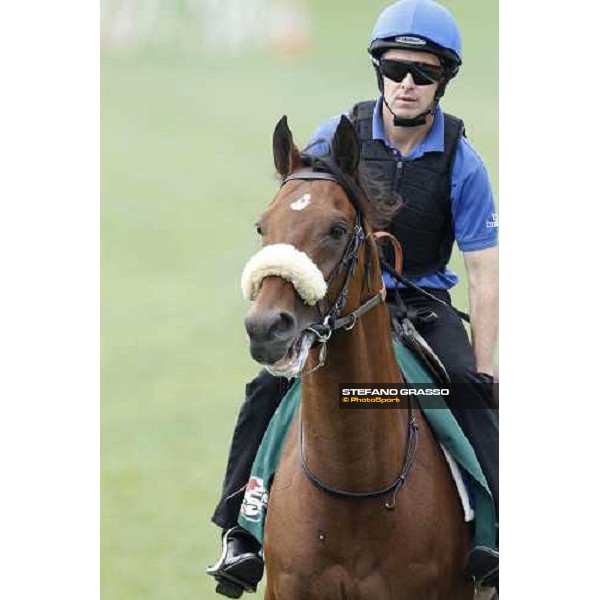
xmin=241 ymin=243 xmax=327 ymax=306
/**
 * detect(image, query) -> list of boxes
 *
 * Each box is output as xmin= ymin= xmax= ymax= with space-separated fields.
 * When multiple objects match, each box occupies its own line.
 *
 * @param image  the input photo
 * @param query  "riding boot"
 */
xmin=209 ymin=371 xmax=290 ymax=596
xmin=468 ymin=545 xmax=499 ymax=589
xmin=206 ymin=527 xmax=264 ymax=598
xmin=211 ymin=370 xmax=292 ymax=529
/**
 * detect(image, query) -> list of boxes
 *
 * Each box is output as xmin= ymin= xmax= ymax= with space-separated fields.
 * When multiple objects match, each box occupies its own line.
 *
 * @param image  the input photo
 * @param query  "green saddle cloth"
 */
xmin=237 ymin=338 xmax=497 ymax=550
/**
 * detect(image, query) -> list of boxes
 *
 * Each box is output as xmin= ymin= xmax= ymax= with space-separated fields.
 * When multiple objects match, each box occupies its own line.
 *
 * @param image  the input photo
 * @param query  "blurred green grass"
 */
xmin=101 ymin=1 xmax=497 ymax=598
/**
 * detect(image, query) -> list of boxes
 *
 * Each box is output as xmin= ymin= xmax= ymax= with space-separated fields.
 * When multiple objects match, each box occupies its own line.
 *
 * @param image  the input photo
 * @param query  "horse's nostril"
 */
xmin=269 ymin=311 xmax=296 ymax=339
xmin=245 ymin=310 xmax=296 ymax=345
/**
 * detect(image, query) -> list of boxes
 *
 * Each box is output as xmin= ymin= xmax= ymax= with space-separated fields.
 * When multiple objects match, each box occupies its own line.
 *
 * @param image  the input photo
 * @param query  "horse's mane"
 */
xmin=356 ymin=166 xmax=403 ymax=231
xmin=296 ymin=152 xmax=403 ymax=232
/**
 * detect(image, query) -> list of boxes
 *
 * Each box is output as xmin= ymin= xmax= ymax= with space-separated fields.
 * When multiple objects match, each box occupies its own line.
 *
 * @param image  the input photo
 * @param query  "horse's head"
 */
xmin=241 ymin=116 xmax=384 ymax=378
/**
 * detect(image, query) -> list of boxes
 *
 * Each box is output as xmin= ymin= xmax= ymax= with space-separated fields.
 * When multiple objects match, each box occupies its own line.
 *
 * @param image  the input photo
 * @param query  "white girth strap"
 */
xmin=241 ymin=243 xmax=327 ymax=306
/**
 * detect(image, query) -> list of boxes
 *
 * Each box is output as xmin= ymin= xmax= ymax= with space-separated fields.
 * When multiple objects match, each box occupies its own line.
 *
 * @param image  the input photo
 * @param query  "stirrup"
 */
xmin=206 ymin=527 xmax=264 ymax=597
xmin=214 ymin=577 xmax=245 ymax=599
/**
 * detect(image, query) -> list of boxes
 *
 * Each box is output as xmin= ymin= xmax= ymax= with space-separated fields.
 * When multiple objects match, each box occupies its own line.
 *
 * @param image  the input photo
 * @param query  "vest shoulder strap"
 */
xmin=441 ymin=112 xmax=465 ymax=172
xmin=350 ymin=100 xmax=377 ymax=141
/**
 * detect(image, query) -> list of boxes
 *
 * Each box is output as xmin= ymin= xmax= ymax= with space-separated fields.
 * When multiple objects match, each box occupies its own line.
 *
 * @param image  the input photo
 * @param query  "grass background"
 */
xmin=101 ymin=1 xmax=497 ymax=597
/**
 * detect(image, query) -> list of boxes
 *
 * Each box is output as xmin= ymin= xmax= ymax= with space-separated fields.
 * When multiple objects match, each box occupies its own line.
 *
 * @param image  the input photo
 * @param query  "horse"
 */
xmin=241 ymin=115 xmax=475 ymax=599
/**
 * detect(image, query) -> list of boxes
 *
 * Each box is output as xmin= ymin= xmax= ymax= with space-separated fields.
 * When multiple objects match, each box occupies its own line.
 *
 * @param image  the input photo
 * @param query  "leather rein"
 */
xmin=281 ymin=156 xmax=419 ymax=510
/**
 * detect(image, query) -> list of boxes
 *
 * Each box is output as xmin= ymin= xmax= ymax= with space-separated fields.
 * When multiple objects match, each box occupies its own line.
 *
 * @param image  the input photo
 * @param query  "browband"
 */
xmin=282 ymin=170 xmax=339 ymax=186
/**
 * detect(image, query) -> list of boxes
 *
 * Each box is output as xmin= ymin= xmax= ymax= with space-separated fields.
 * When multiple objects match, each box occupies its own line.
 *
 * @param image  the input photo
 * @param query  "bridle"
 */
xmin=281 ymin=154 xmax=419 ymax=510
xmin=281 ymin=155 xmax=385 ymax=372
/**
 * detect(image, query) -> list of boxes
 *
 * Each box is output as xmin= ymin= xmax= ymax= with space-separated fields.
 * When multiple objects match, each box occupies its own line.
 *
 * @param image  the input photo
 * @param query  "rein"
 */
xmin=281 ymin=156 xmax=419 ymax=509
xmin=299 ymin=408 xmax=419 ymax=510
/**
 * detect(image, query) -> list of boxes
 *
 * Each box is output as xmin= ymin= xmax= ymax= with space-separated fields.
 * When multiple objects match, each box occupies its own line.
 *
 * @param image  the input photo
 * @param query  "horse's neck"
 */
xmin=301 ymin=302 xmax=407 ymax=491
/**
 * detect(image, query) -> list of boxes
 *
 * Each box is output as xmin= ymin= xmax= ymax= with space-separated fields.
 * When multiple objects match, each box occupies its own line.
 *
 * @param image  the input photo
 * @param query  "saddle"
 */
xmin=392 ymin=313 xmax=450 ymax=386
xmin=237 ymin=338 xmax=497 ymax=552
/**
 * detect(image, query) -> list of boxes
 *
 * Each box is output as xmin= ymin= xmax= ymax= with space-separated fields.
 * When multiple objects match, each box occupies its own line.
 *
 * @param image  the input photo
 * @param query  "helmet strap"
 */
xmin=382 ymin=94 xmax=430 ymax=127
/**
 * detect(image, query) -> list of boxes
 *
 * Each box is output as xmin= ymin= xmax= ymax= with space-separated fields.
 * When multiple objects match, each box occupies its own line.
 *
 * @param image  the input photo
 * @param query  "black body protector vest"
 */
xmin=350 ymin=101 xmax=465 ymax=278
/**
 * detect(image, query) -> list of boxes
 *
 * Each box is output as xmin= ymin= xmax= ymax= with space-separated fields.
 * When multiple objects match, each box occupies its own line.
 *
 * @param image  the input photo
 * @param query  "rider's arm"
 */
xmin=451 ymin=138 xmax=499 ymax=376
xmin=464 ymin=246 xmax=498 ymax=376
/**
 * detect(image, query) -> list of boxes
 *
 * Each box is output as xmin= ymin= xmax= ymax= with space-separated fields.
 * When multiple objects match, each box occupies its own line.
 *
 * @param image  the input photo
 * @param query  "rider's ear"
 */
xmin=332 ymin=115 xmax=360 ymax=175
xmin=273 ymin=116 xmax=302 ymax=179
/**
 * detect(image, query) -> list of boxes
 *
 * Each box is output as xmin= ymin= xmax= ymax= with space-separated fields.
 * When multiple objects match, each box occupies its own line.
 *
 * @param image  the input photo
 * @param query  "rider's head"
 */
xmin=368 ymin=0 xmax=462 ymax=128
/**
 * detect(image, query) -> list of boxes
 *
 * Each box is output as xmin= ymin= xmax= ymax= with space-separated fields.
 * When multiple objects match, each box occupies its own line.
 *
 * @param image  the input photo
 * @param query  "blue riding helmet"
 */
xmin=368 ymin=0 xmax=463 ymax=127
xmin=368 ymin=0 xmax=462 ymax=79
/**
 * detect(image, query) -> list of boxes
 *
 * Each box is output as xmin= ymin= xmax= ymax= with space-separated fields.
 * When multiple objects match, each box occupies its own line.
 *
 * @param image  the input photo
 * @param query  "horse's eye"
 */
xmin=329 ymin=224 xmax=348 ymax=240
xmin=255 ymin=223 xmax=263 ymax=236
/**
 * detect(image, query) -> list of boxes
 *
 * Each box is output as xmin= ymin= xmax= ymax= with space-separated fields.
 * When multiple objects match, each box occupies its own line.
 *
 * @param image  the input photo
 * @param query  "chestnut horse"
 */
xmin=242 ymin=116 xmax=474 ymax=599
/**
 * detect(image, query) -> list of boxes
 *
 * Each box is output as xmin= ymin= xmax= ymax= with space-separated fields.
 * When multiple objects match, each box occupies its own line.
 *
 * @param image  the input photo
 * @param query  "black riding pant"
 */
xmin=211 ymin=288 xmax=498 ymax=533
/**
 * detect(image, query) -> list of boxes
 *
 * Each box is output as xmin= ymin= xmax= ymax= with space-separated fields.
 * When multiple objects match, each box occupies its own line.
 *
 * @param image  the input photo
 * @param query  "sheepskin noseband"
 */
xmin=241 ymin=243 xmax=327 ymax=306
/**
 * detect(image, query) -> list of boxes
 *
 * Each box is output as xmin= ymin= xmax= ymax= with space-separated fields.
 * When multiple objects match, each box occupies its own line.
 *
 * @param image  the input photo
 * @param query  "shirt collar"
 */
xmin=371 ymin=96 xmax=445 ymax=159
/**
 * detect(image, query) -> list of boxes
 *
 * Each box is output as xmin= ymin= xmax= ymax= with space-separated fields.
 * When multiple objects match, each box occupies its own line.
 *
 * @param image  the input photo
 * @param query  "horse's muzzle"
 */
xmin=245 ymin=308 xmax=297 ymax=364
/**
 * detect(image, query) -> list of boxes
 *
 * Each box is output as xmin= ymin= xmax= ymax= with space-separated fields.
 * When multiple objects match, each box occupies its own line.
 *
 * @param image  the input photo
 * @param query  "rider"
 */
xmin=208 ymin=0 xmax=499 ymax=595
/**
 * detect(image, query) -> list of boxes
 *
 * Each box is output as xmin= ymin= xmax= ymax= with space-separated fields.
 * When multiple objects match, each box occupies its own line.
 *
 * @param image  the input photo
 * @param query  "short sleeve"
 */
xmin=451 ymin=138 xmax=498 ymax=252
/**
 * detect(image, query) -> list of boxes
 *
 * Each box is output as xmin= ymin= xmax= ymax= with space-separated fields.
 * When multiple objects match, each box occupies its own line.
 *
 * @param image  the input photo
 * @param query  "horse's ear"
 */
xmin=273 ymin=115 xmax=302 ymax=179
xmin=331 ymin=115 xmax=360 ymax=175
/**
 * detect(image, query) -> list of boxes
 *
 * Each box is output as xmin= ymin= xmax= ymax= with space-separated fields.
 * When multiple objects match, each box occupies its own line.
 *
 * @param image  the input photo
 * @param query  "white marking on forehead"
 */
xmin=290 ymin=193 xmax=311 ymax=211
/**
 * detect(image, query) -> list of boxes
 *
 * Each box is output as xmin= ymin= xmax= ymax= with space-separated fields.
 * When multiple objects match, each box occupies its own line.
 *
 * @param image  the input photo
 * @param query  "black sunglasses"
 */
xmin=378 ymin=59 xmax=444 ymax=86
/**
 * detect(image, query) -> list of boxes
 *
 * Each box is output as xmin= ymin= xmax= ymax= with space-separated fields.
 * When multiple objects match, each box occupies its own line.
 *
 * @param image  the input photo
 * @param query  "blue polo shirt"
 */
xmin=305 ymin=97 xmax=498 ymax=289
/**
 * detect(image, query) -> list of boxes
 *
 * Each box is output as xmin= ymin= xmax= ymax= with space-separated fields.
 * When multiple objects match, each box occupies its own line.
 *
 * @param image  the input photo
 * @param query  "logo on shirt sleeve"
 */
xmin=486 ymin=213 xmax=499 ymax=229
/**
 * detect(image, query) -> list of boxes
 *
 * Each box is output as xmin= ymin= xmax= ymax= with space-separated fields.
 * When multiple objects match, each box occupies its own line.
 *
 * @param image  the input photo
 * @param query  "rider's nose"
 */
xmin=400 ymin=72 xmax=415 ymax=88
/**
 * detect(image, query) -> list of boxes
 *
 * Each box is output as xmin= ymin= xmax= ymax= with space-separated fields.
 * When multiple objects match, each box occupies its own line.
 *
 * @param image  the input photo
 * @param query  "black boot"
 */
xmin=206 ymin=527 xmax=264 ymax=598
xmin=468 ymin=545 xmax=499 ymax=589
